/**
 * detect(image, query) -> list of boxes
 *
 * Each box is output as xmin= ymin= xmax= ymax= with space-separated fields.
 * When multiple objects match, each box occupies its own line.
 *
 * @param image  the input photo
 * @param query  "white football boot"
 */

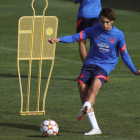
xmin=84 ymin=129 xmax=102 ymax=135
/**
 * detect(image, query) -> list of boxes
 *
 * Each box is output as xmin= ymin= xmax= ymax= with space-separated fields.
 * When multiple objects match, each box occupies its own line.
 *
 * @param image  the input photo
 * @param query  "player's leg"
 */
xmin=78 ymin=40 xmax=87 ymax=63
xmin=85 ymin=78 xmax=102 ymax=107
xmin=83 ymin=78 xmax=102 ymax=135
xmin=76 ymin=17 xmax=89 ymax=63
xmin=83 ymin=67 xmax=108 ymax=135
xmin=90 ymin=17 xmax=100 ymax=27
xmin=78 ymin=17 xmax=100 ymax=63
xmin=77 ymin=78 xmax=102 ymax=135
xmin=77 ymin=83 xmax=89 ymax=121
xmin=77 ymin=83 xmax=96 ymax=122
xmin=82 ymin=65 xmax=108 ymax=111
xmin=77 ymin=18 xmax=100 ymax=63
xmin=77 ymin=65 xmax=91 ymax=121
xmin=78 ymin=83 xmax=89 ymax=104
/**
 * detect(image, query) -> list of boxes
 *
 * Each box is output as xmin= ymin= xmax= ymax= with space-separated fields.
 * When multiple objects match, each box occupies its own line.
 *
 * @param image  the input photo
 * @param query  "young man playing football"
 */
xmin=48 ymin=7 xmax=140 ymax=135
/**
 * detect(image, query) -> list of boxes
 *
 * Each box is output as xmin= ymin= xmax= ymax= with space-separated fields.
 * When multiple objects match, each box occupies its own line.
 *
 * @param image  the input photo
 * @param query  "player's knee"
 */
xmin=89 ymin=87 xmax=99 ymax=96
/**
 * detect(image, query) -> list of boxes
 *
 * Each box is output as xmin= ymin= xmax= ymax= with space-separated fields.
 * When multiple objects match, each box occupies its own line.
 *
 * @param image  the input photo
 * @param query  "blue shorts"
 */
xmin=77 ymin=64 xmax=108 ymax=86
xmin=76 ymin=17 xmax=100 ymax=33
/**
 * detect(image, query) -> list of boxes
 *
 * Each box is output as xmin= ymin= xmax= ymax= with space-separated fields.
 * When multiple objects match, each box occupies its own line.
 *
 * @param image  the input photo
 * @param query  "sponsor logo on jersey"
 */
xmin=97 ymin=43 xmax=110 ymax=53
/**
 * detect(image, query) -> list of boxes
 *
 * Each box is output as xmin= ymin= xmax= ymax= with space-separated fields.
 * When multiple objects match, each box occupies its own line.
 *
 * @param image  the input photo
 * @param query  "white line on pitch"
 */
xmin=0 ymin=46 xmax=130 ymax=70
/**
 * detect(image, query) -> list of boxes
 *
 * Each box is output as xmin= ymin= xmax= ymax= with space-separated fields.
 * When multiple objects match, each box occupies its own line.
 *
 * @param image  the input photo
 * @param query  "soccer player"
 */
xmin=74 ymin=0 xmax=103 ymax=63
xmin=48 ymin=7 xmax=140 ymax=135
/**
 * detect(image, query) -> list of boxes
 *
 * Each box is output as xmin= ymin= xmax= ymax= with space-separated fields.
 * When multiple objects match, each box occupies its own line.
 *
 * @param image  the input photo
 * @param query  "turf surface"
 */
xmin=0 ymin=0 xmax=140 ymax=139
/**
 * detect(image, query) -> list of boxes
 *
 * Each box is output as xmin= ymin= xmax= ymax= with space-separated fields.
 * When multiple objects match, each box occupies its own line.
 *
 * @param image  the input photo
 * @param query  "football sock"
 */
xmin=83 ymin=101 xmax=91 ymax=111
xmin=87 ymin=112 xmax=101 ymax=131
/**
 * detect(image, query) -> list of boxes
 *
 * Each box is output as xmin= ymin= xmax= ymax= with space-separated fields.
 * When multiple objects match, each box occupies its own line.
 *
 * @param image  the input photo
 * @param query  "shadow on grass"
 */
xmin=0 ymin=123 xmax=85 ymax=137
xmin=26 ymin=135 xmax=45 ymax=138
xmin=0 ymin=123 xmax=50 ymax=138
xmin=0 ymin=73 xmax=77 ymax=81
xmin=27 ymin=135 xmax=61 ymax=138
xmin=0 ymin=122 xmax=39 ymax=131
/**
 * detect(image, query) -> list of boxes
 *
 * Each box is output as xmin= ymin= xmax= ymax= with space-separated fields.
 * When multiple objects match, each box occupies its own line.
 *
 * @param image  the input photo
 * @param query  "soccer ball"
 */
xmin=40 ymin=119 xmax=59 ymax=137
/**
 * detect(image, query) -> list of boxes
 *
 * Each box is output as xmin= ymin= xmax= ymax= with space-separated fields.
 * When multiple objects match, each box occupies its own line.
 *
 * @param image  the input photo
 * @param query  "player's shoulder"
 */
xmin=113 ymin=26 xmax=124 ymax=34
xmin=112 ymin=26 xmax=124 ymax=37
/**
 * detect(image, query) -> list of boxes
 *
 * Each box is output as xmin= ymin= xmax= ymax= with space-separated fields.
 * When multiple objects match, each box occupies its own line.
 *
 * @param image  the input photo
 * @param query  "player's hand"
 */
xmin=135 ymin=70 xmax=140 ymax=75
xmin=48 ymin=38 xmax=60 ymax=44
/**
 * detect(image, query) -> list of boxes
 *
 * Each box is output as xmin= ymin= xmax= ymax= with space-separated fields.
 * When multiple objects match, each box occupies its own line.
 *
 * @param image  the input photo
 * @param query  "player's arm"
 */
xmin=120 ymin=50 xmax=140 ymax=75
xmin=119 ymin=45 xmax=137 ymax=74
xmin=48 ymin=29 xmax=89 ymax=44
xmin=59 ymin=30 xmax=88 ymax=43
xmin=135 ymin=70 xmax=140 ymax=75
xmin=48 ymin=38 xmax=60 ymax=44
xmin=118 ymin=32 xmax=140 ymax=75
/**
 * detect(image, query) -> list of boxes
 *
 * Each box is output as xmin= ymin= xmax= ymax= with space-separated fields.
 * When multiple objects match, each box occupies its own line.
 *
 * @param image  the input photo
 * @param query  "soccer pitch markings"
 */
xmin=0 ymin=45 xmax=133 ymax=72
xmin=0 ymin=45 xmax=81 ymax=64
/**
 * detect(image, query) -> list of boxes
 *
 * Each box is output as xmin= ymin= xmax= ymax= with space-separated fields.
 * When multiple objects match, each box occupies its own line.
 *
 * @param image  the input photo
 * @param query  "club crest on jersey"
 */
xmin=110 ymin=38 xmax=115 ymax=44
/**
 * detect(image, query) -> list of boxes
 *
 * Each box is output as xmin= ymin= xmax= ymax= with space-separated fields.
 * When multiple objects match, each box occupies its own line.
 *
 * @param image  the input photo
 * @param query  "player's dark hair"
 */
xmin=99 ymin=7 xmax=116 ymax=21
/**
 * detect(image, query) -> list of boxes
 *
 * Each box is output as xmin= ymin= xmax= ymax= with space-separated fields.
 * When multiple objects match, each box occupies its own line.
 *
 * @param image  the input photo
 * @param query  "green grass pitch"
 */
xmin=0 ymin=0 xmax=140 ymax=139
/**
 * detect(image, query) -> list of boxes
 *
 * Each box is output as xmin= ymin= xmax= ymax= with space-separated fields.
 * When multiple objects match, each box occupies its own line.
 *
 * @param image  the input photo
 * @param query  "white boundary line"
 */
xmin=0 ymin=46 xmax=130 ymax=70
xmin=0 ymin=46 xmax=17 ymax=52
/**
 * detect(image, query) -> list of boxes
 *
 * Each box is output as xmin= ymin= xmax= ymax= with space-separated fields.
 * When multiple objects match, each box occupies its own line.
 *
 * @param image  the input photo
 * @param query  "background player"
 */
xmin=48 ymin=7 xmax=140 ymax=135
xmin=74 ymin=0 xmax=103 ymax=63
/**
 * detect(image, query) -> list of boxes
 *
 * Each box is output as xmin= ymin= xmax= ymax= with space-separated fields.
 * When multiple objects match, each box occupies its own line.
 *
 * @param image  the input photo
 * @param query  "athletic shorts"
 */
xmin=77 ymin=64 xmax=108 ymax=86
xmin=76 ymin=17 xmax=100 ymax=33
